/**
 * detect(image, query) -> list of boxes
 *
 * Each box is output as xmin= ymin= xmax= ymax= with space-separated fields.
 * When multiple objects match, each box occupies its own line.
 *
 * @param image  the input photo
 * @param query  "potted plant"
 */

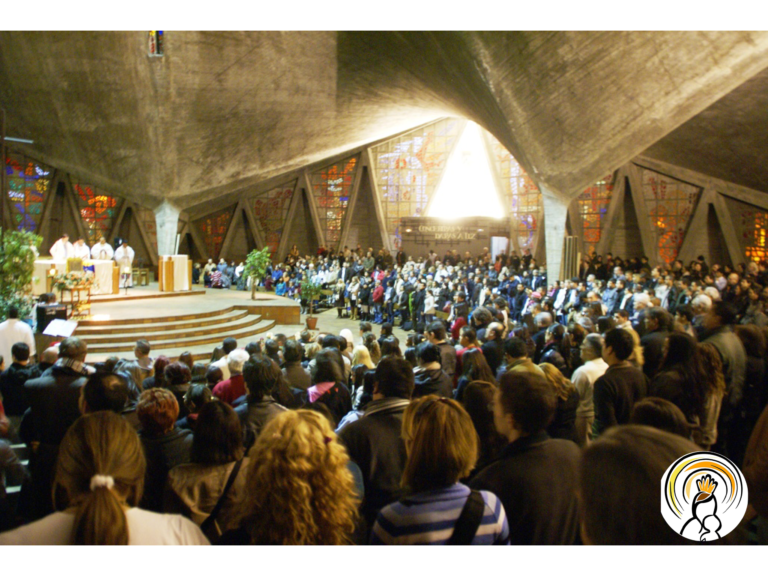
xmin=300 ymin=277 xmax=323 ymax=330
xmin=0 ymin=228 xmax=42 ymax=321
xmin=243 ymin=247 xmax=272 ymax=300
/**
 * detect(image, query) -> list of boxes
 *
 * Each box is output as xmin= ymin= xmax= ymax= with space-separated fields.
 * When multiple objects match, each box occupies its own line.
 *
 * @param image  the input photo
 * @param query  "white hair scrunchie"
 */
xmin=90 ymin=475 xmax=115 ymax=491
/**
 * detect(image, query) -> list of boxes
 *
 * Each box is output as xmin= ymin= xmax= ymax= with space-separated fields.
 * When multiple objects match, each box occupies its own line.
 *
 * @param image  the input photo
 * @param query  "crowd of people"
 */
xmin=0 ymin=243 xmax=767 ymax=545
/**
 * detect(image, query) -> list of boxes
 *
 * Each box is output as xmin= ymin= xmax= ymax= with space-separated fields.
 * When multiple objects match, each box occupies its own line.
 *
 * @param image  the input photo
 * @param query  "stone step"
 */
xmin=78 ymin=314 xmax=262 ymax=345
xmin=75 ymin=309 xmax=250 ymax=336
xmin=77 ymin=305 xmax=237 ymax=327
xmin=84 ymin=317 xmax=277 ymax=355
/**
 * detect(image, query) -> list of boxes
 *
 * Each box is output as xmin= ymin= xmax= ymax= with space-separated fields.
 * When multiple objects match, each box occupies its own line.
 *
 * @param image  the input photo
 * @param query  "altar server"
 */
xmin=49 ymin=233 xmax=74 ymax=260
xmin=73 ymin=238 xmax=91 ymax=260
xmin=115 ymin=241 xmax=135 ymax=287
xmin=90 ymin=236 xmax=114 ymax=260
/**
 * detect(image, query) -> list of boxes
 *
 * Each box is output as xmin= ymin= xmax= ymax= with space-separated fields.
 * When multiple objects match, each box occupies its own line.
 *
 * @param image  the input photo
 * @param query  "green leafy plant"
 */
xmin=243 ymin=247 xmax=272 ymax=300
xmin=0 ymin=228 xmax=43 ymax=320
xmin=300 ymin=277 xmax=323 ymax=318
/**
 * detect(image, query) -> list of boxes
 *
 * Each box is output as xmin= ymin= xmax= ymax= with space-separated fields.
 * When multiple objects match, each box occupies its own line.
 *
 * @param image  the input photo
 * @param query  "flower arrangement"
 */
xmin=52 ymin=271 xmax=97 ymax=292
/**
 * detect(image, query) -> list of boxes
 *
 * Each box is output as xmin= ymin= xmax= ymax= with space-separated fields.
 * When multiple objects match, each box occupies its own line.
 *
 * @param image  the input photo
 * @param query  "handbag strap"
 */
xmin=200 ymin=458 xmax=244 ymax=535
xmin=447 ymin=490 xmax=486 ymax=545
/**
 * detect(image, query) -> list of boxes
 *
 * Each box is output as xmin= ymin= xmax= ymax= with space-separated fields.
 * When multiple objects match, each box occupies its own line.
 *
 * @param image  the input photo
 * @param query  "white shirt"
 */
xmin=0 ymin=507 xmax=209 ymax=545
xmin=50 ymin=238 xmax=74 ymax=260
xmin=0 ymin=318 xmax=36 ymax=365
xmin=73 ymin=242 xmax=91 ymax=260
xmin=571 ymin=357 xmax=609 ymax=417
xmin=90 ymin=241 xmax=114 ymax=260
xmin=114 ymin=245 xmax=135 ymax=268
xmin=211 ymin=354 xmax=231 ymax=381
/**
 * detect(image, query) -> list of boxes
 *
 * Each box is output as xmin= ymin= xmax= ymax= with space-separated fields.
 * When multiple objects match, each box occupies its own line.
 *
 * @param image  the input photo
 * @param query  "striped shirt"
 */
xmin=370 ymin=483 xmax=510 ymax=545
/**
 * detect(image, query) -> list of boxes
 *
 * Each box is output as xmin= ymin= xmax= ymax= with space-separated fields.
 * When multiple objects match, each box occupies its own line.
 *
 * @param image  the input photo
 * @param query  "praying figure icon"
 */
xmin=680 ymin=475 xmax=722 ymax=541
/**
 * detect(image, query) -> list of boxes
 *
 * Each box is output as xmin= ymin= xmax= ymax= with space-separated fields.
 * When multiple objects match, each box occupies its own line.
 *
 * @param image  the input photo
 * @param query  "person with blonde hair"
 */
xmin=371 ymin=395 xmax=509 ymax=545
xmin=351 ymin=344 xmax=375 ymax=370
xmin=362 ymin=332 xmax=382 ymax=365
xmin=0 ymin=411 xmax=208 ymax=544
xmin=219 ymin=410 xmax=359 ymax=544
xmin=538 ymin=363 xmax=579 ymax=443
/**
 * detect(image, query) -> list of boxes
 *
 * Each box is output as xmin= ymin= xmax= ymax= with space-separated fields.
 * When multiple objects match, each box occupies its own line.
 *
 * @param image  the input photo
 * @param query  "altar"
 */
xmin=33 ymin=259 xmax=117 ymax=296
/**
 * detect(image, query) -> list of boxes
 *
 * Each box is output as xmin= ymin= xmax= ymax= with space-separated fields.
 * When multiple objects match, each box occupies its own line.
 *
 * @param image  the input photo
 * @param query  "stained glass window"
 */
xmin=724 ymin=197 xmax=768 ymax=263
xmin=72 ymin=179 xmax=121 ymax=246
xmin=5 ymin=152 xmax=52 ymax=232
xmin=135 ymin=207 xmax=158 ymax=255
xmin=148 ymin=31 xmax=164 ymax=57
xmin=640 ymin=167 xmax=701 ymax=265
xmin=577 ymin=173 xmax=615 ymax=256
xmin=254 ymin=182 xmax=296 ymax=255
xmin=486 ymin=134 xmax=541 ymax=253
xmin=196 ymin=206 xmax=235 ymax=261
xmin=310 ymin=156 xmax=359 ymax=248
xmin=371 ymin=118 xmax=463 ymax=250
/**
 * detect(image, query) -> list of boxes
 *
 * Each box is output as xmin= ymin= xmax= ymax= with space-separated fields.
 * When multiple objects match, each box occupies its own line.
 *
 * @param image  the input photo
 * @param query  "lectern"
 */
xmin=158 ymin=255 xmax=191 ymax=292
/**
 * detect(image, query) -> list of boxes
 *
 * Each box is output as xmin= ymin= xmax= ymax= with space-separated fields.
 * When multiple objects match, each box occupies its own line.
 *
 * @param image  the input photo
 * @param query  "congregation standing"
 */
xmin=0 ymin=241 xmax=767 ymax=546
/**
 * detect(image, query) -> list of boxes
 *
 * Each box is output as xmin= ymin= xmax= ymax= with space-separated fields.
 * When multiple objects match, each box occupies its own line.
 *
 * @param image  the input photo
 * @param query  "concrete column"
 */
xmin=154 ymin=200 xmax=181 ymax=257
xmin=540 ymin=190 xmax=569 ymax=285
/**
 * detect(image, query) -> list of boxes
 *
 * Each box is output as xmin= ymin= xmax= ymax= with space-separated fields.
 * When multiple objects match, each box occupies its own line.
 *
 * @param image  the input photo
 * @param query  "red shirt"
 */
xmin=212 ymin=373 xmax=246 ymax=405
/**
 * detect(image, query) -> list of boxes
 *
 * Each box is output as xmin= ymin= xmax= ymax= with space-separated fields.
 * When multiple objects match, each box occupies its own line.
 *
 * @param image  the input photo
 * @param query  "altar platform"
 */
xmin=68 ymin=283 xmax=301 ymax=363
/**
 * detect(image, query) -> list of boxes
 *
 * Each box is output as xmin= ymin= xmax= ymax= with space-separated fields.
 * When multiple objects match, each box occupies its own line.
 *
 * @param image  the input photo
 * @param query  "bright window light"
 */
xmin=428 ymin=121 xmax=504 ymax=219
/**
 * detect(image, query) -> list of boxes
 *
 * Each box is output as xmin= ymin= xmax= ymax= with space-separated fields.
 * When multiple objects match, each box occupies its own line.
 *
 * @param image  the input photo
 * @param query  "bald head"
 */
xmin=41 ymin=347 xmax=58 ymax=364
xmin=487 ymin=322 xmax=505 ymax=341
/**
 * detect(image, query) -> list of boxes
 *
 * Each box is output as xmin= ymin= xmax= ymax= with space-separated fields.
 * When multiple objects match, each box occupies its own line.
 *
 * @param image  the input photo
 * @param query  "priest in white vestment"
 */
xmin=115 ymin=242 xmax=135 ymax=287
xmin=73 ymin=238 xmax=91 ymax=260
xmin=90 ymin=237 xmax=114 ymax=260
xmin=49 ymin=234 xmax=74 ymax=260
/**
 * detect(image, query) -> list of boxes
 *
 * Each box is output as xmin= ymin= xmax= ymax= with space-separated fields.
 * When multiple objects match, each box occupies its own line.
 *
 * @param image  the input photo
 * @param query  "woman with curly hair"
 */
xmin=219 ymin=410 xmax=359 ymax=545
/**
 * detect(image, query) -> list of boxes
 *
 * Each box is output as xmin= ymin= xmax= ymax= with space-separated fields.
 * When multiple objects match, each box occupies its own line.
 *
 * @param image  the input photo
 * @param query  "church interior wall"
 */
xmin=8 ymin=119 xmax=768 ymax=276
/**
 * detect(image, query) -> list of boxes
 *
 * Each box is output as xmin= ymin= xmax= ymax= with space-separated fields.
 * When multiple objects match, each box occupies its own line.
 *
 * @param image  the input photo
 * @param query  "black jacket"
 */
xmin=481 ymin=339 xmax=505 ymax=376
xmin=283 ymin=361 xmax=311 ymax=391
xmin=593 ymin=362 xmax=648 ymax=436
xmin=338 ymin=397 xmax=410 ymax=528
xmin=139 ymin=427 xmax=193 ymax=512
xmin=235 ymin=396 xmax=288 ymax=449
xmin=640 ymin=330 xmax=669 ymax=379
xmin=0 ymin=363 xmax=35 ymax=416
xmin=413 ymin=367 xmax=453 ymax=399
xmin=21 ymin=364 xmax=87 ymax=446
xmin=470 ymin=431 xmax=581 ymax=545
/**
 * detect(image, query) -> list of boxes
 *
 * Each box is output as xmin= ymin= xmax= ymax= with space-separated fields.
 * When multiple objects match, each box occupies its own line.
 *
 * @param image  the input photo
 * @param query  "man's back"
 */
xmin=22 ymin=365 xmax=86 ymax=445
xmin=593 ymin=363 xmax=648 ymax=435
xmin=470 ymin=432 xmax=580 ymax=545
xmin=338 ymin=398 xmax=409 ymax=528
xmin=0 ymin=363 xmax=34 ymax=416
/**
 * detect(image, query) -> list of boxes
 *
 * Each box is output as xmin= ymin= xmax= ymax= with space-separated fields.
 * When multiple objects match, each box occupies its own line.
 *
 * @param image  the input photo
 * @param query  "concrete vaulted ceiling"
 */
xmin=2 ymin=31 xmax=768 ymax=214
